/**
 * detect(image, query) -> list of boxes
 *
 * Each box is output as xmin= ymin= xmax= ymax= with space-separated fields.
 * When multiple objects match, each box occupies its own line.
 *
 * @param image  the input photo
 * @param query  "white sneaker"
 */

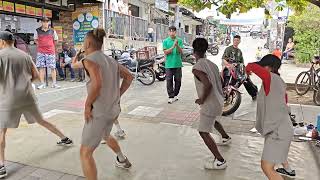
xmin=51 ymin=83 xmax=61 ymax=89
xmin=37 ymin=84 xmax=46 ymax=89
xmin=114 ymin=130 xmax=126 ymax=138
xmin=174 ymin=96 xmax=179 ymax=102
xmin=217 ymin=137 xmax=232 ymax=146
xmin=204 ymin=158 xmax=227 ymax=170
xmin=115 ymin=156 xmax=132 ymax=170
xmin=168 ymin=98 xmax=174 ymax=104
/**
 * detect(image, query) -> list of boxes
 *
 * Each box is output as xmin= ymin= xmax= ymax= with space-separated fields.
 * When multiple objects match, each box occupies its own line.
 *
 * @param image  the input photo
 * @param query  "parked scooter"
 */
xmin=182 ymin=45 xmax=196 ymax=65
xmin=118 ymin=50 xmax=156 ymax=86
xmin=208 ymin=42 xmax=219 ymax=56
xmin=153 ymin=54 xmax=166 ymax=81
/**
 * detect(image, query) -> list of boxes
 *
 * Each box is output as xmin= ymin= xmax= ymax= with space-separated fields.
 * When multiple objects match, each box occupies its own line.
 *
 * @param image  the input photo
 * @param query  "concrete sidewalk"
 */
xmin=5 ymin=113 xmax=320 ymax=180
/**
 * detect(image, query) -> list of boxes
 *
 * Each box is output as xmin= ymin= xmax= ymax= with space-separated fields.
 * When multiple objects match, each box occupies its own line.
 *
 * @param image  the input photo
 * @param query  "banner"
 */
xmin=26 ymin=6 xmax=36 ymax=16
xmin=72 ymin=6 xmax=99 ymax=46
xmin=15 ymin=4 xmax=26 ymax=14
xmin=44 ymin=9 xmax=52 ymax=18
xmin=0 ymin=1 xmax=3 ymax=11
xmin=2 ymin=1 xmax=14 ymax=12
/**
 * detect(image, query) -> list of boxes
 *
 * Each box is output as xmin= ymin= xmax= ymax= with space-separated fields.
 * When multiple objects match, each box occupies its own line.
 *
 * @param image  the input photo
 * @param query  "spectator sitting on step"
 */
xmin=56 ymin=42 xmax=77 ymax=81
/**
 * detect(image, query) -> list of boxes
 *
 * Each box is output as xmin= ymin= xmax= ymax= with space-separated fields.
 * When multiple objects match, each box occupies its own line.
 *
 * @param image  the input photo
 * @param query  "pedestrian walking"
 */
xmin=34 ymin=17 xmax=60 ymax=89
xmin=0 ymin=31 xmax=73 ymax=179
xmin=192 ymin=38 xmax=230 ymax=170
xmin=163 ymin=26 xmax=184 ymax=104
xmin=78 ymin=28 xmax=133 ymax=180
xmin=246 ymin=54 xmax=296 ymax=180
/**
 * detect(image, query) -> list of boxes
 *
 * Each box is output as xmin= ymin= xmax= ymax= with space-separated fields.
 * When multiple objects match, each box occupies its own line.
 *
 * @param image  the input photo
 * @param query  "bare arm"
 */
xmin=71 ymin=51 xmax=84 ymax=69
xmin=119 ymin=64 xmax=134 ymax=96
xmin=164 ymin=46 xmax=175 ymax=55
xmin=192 ymin=69 xmax=212 ymax=104
xmin=31 ymin=60 xmax=39 ymax=82
xmin=83 ymin=60 xmax=102 ymax=108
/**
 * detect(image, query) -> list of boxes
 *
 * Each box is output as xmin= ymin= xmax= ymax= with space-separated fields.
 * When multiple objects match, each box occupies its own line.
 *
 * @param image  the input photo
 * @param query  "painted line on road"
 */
xmin=37 ymin=84 xmax=86 ymax=96
xmin=42 ymin=109 xmax=78 ymax=119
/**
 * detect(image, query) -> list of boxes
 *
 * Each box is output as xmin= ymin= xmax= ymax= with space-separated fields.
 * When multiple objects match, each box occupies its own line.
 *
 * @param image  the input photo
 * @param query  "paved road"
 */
xmin=5 ymin=36 xmax=319 ymax=179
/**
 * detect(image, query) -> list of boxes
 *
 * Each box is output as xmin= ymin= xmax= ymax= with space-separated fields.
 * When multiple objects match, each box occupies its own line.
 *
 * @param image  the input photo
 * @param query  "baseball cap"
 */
xmin=0 ymin=31 xmax=14 ymax=41
xmin=41 ymin=17 xmax=50 ymax=22
xmin=256 ymin=54 xmax=281 ymax=70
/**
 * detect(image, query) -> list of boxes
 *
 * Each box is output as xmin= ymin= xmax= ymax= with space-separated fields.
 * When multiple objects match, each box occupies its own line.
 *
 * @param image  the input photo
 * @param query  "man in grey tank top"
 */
xmin=78 ymin=29 xmax=134 ymax=180
xmin=0 ymin=31 xmax=73 ymax=178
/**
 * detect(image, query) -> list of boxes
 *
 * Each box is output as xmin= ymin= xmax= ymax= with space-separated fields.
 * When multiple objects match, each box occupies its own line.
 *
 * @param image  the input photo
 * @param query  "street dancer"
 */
xmin=0 ymin=31 xmax=73 ymax=179
xmin=192 ymin=38 xmax=229 ymax=170
xmin=246 ymin=54 xmax=296 ymax=179
xmin=78 ymin=28 xmax=133 ymax=180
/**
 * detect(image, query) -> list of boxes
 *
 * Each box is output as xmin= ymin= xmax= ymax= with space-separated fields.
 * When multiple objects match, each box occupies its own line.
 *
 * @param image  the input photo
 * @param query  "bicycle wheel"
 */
xmin=295 ymin=71 xmax=311 ymax=95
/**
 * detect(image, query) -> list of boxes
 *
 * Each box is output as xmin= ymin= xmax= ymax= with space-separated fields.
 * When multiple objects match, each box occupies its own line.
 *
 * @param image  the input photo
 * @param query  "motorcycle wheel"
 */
xmin=138 ymin=67 xmax=156 ymax=85
xmin=222 ymin=89 xmax=242 ymax=116
xmin=156 ymin=66 xmax=166 ymax=81
xmin=210 ymin=47 xmax=219 ymax=56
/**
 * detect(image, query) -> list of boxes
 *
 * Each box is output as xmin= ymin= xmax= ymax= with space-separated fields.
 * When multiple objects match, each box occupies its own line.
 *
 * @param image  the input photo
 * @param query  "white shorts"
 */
xmin=198 ymin=114 xmax=219 ymax=133
xmin=0 ymin=104 xmax=42 ymax=129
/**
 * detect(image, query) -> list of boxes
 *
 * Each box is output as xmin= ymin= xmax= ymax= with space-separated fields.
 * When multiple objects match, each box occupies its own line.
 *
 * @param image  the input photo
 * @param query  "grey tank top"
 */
xmin=255 ymin=73 xmax=292 ymax=136
xmin=193 ymin=58 xmax=224 ymax=116
xmin=84 ymin=51 xmax=121 ymax=117
xmin=0 ymin=47 xmax=37 ymax=110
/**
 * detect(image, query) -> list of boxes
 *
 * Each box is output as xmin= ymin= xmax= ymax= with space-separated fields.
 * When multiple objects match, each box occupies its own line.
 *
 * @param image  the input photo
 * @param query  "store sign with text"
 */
xmin=72 ymin=6 xmax=99 ymax=46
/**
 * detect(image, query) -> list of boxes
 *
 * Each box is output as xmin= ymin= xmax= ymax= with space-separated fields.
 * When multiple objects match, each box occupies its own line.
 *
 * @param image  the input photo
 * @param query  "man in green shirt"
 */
xmin=222 ymin=35 xmax=257 ymax=100
xmin=163 ymin=26 xmax=184 ymax=104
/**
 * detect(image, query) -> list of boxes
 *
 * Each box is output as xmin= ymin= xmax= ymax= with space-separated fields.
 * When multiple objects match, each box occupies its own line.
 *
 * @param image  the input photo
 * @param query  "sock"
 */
xmin=117 ymin=151 xmax=126 ymax=162
xmin=115 ymin=123 xmax=122 ymax=132
xmin=284 ymin=166 xmax=292 ymax=172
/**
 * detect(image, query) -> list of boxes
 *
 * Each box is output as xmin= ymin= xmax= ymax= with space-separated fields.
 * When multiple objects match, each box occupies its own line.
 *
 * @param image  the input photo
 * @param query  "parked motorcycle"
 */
xmin=118 ymin=50 xmax=156 ymax=86
xmin=208 ymin=43 xmax=219 ymax=56
xmin=182 ymin=45 xmax=196 ymax=65
xmin=153 ymin=54 xmax=166 ymax=81
xmin=222 ymin=62 xmax=247 ymax=116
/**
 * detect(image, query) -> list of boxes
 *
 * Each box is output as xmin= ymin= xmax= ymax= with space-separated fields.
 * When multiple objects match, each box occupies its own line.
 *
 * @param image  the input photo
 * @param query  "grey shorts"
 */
xmin=0 ymin=104 xmax=42 ymax=129
xmin=198 ymin=114 xmax=219 ymax=133
xmin=81 ymin=114 xmax=119 ymax=148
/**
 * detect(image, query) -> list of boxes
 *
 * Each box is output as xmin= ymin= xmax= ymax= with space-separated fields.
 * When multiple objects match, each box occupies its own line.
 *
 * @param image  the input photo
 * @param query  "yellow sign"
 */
xmin=54 ymin=26 xmax=63 ymax=42
xmin=3 ymin=1 xmax=14 ymax=12
xmin=44 ymin=9 xmax=52 ymax=18
xmin=15 ymin=4 xmax=26 ymax=14
xmin=26 ymin=6 xmax=36 ymax=16
xmin=36 ymin=8 xmax=42 ymax=17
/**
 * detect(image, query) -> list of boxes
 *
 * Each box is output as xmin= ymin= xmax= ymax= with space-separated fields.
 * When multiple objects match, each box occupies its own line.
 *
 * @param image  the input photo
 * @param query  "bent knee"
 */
xmin=80 ymin=146 xmax=95 ymax=157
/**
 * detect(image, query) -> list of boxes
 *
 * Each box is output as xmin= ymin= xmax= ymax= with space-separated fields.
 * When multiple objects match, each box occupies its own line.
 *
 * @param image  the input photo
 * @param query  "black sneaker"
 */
xmin=276 ymin=168 xmax=296 ymax=177
xmin=0 ymin=165 xmax=7 ymax=178
xmin=57 ymin=137 xmax=73 ymax=146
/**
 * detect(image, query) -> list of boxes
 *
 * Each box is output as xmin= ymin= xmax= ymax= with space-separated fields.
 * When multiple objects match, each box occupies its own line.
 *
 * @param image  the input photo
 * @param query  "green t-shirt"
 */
xmin=163 ymin=37 xmax=184 ymax=68
xmin=222 ymin=45 xmax=244 ymax=64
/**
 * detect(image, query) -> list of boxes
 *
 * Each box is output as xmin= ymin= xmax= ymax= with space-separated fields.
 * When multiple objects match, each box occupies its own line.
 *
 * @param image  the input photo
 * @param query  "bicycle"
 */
xmin=294 ymin=53 xmax=320 ymax=105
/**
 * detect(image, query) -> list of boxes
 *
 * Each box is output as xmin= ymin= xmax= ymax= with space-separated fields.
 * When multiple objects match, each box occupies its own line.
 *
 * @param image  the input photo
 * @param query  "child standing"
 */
xmin=246 ymin=54 xmax=295 ymax=179
xmin=192 ymin=38 xmax=231 ymax=170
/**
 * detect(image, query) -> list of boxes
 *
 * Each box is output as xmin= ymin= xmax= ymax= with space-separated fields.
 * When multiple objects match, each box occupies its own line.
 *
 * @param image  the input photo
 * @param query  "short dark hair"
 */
xmin=234 ymin=35 xmax=241 ymax=39
xmin=169 ymin=26 xmax=177 ymax=31
xmin=192 ymin=38 xmax=208 ymax=56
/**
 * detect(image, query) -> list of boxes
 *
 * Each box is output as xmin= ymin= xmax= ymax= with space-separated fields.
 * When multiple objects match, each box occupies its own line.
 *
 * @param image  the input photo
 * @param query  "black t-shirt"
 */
xmin=59 ymin=48 xmax=76 ymax=64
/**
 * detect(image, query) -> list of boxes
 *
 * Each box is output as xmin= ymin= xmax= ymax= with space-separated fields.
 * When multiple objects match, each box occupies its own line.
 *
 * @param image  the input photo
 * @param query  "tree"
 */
xmin=288 ymin=4 xmax=320 ymax=63
xmin=178 ymin=0 xmax=320 ymax=18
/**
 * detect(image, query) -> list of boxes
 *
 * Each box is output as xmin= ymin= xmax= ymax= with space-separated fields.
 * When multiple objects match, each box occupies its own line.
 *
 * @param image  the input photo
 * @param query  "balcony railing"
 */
xmin=105 ymin=10 xmax=148 ymax=41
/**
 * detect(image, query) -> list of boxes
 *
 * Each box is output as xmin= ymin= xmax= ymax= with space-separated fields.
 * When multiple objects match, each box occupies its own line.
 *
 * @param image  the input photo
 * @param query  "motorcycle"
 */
xmin=182 ymin=45 xmax=196 ymax=65
xmin=153 ymin=54 xmax=166 ymax=81
xmin=222 ymin=62 xmax=247 ymax=116
xmin=208 ymin=43 xmax=219 ymax=56
xmin=117 ymin=50 xmax=156 ymax=86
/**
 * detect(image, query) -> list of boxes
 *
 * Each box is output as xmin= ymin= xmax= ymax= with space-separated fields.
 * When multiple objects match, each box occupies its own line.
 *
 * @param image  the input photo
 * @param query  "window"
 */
xmin=185 ymin=25 xmax=189 ymax=33
xmin=129 ymin=4 xmax=139 ymax=17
